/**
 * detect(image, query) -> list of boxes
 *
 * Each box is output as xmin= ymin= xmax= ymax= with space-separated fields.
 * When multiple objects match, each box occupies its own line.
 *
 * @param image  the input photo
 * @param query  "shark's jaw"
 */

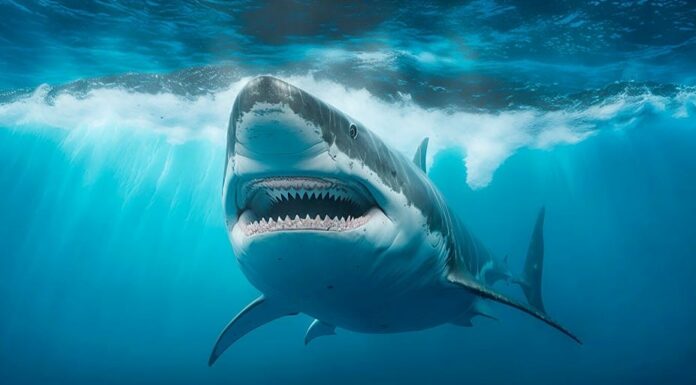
xmin=236 ymin=176 xmax=381 ymax=237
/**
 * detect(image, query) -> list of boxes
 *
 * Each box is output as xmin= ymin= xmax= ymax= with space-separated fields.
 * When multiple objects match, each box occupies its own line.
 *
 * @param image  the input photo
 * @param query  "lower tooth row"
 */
xmin=245 ymin=214 xmax=365 ymax=235
xmin=257 ymin=215 xmax=353 ymax=224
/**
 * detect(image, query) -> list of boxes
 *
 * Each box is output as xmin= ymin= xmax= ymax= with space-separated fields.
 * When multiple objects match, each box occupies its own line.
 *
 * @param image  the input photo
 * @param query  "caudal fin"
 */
xmin=516 ymin=207 xmax=546 ymax=313
xmin=448 ymin=206 xmax=581 ymax=344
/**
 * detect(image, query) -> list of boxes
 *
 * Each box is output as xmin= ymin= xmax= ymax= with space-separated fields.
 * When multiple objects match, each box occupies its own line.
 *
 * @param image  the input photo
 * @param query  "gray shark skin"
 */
xmin=210 ymin=76 xmax=580 ymax=366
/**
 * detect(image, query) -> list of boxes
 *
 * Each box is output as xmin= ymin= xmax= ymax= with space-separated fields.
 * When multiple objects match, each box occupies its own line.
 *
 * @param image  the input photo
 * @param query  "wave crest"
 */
xmin=1 ymin=74 xmax=694 ymax=188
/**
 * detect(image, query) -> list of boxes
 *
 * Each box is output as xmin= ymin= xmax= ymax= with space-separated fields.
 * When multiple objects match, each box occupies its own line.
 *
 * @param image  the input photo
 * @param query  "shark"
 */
xmin=209 ymin=75 xmax=581 ymax=366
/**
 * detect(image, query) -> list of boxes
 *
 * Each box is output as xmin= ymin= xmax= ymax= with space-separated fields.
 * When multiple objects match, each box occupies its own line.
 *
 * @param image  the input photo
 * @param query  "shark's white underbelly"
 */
xmin=234 ymin=223 xmax=471 ymax=333
xmin=300 ymin=284 xmax=476 ymax=333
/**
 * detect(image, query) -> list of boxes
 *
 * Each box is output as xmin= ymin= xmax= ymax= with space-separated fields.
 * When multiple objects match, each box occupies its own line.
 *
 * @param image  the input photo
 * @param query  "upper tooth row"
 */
xmin=255 ymin=178 xmax=334 ymax=190
xmin=267 ymin=189 xmax=349 ymax=201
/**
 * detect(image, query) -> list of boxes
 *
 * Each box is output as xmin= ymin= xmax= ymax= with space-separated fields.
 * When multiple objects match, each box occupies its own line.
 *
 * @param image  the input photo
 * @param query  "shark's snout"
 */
xmin=232 ymin=76 xmax=326 ymax=156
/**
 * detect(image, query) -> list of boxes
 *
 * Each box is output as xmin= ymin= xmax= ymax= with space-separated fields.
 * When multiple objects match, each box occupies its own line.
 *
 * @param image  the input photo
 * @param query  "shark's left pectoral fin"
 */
xmin=304 ymin=319 xmax=336 ymax=345
xmin=209 ymin=296 xmax=297 ymax=366
xmin=447 ymin=272 xmax=582 ymax=344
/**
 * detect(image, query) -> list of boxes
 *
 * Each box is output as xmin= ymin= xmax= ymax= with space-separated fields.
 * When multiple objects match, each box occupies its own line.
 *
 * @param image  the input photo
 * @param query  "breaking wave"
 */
xmin=1 ymin=72 xmax=694 ymax=188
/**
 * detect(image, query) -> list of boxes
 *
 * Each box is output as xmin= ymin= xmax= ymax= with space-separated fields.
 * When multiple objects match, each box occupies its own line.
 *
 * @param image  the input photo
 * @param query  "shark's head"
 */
xmin=223 ymin=76 xmax=449 ymax=307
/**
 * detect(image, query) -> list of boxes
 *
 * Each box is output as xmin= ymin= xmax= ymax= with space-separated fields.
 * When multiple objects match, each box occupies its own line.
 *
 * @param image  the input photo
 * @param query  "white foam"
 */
xmin=0 ymin=75 xmax=693 ymax=188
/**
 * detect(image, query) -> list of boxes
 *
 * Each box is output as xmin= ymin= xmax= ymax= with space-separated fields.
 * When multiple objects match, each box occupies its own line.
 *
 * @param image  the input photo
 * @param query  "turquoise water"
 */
xmin=1 ymin=1 xmax=695 ymax=384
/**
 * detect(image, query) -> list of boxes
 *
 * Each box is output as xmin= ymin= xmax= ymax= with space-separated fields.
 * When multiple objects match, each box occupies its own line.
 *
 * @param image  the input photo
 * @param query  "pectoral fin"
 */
xmin=447 ymin=272 xmax=581 ymax=344
xmin=304 ymin=319 xmax=336 ymax=345
xmin=209 ymin=296 xmax=297 ymax=366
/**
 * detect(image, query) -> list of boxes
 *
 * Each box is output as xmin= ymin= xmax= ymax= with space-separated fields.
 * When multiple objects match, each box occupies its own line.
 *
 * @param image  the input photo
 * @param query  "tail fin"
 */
xmin=449 ymin=206 xmax=581 ymax=344
xmin=516 ymin=207 xmax=546 ymax=313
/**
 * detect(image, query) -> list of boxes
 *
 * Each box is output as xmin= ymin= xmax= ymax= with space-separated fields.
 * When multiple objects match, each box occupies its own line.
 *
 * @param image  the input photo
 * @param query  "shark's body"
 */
xmin=210 ymin=76 xmax=580 ymax=365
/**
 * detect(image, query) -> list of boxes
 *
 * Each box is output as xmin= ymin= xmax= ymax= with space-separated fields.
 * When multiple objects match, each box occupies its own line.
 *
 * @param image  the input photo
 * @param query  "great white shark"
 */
xmin=209 ymin=76 xmax=581 ymax=365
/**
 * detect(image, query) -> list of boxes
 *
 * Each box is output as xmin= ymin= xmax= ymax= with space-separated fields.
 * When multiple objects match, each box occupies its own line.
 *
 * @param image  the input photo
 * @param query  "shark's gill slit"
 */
xmin=241 ymin=177 xmax=377 ymax=235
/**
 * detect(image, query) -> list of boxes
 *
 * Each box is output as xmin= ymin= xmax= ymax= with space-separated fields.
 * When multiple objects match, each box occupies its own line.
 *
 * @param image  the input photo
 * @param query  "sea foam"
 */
xmin=0 ymin=75 xmax=693 ymax=188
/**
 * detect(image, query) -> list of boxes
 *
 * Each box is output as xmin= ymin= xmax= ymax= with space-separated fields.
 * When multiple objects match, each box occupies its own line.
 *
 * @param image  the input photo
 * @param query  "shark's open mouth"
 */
xmin=238 ymin=177 xmax=378 ymax=236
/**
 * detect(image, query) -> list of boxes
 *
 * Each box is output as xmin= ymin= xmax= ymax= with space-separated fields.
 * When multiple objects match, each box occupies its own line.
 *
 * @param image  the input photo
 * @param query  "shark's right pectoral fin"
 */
xmin=447 ymin=272 xmax=582 ymax=344
xmin=209 ymin=296 xmax=296 ymax=366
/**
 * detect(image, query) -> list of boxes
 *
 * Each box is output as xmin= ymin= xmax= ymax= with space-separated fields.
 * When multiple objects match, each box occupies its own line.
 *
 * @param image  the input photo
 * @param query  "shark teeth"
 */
xmin=253 ymin=177 xmax=334 ymax=191
xmin=243 ymin=213 xmax=370 ymax=236
xmin=266 ymin=187 xmax=353 ymax=204
xmin=243 ymin=177 xmax=364 ymax=207
xmin=238 ymin=176 xmax=377 ymax=236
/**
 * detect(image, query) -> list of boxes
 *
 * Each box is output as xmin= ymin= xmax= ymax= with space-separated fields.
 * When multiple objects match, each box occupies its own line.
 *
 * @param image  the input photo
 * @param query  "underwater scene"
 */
xmin=1 ymin=1 xmax=695 ymax=384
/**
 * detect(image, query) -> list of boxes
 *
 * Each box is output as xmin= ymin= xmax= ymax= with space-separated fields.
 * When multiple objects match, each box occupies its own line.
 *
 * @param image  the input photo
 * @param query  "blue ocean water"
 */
xmin=1 ymin=1 xmax=695 ymax=384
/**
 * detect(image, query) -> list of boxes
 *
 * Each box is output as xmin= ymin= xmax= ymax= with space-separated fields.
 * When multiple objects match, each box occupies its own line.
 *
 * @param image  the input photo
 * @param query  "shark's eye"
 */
xmin=349 ymin=123 xmax=358 ymax=139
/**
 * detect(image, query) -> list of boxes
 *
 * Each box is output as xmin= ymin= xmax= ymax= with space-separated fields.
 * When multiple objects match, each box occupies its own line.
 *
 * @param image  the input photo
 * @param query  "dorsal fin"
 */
xmin=412 ymin=137 xmax=429 ymax=173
